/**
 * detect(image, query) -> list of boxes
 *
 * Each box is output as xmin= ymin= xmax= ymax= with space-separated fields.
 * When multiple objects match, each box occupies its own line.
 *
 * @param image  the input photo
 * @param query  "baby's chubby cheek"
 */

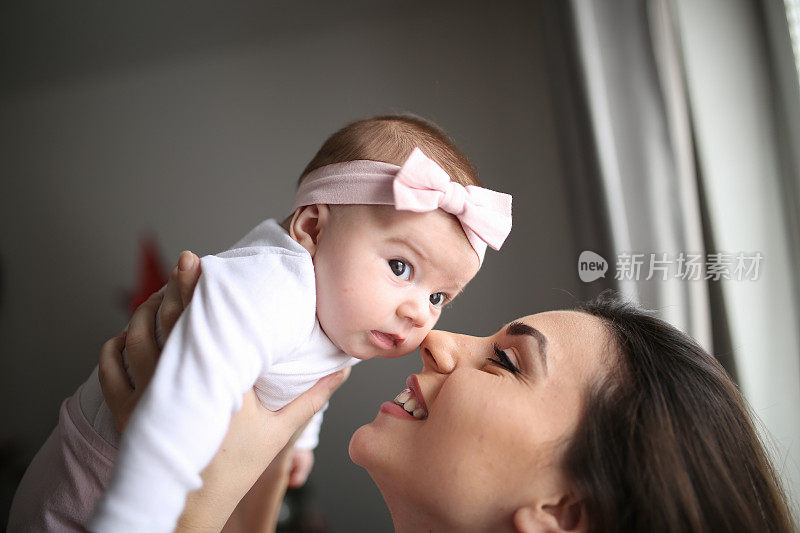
xmin=315 ymin=275 xmax=357 ymax=320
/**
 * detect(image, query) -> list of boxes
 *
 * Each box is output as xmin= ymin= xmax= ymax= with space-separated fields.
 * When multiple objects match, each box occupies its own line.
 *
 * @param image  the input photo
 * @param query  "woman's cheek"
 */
xmin=416 ymin=412 xmax=518 ymax=515
xmin=425 ymin=382 xmax=500 ymax=452
xmin=429 ymin=380 xmax=528 ymax=461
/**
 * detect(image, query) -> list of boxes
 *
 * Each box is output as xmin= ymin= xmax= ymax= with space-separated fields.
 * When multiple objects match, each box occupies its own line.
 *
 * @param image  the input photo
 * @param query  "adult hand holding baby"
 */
xmin=99 ymin=251 xmax=350 ymax=532
xmin=99 ymin=252 xmax=201 ymax=432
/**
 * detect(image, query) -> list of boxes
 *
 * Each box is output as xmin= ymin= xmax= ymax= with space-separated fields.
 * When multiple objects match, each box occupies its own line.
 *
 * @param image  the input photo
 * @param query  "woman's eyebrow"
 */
xmin=506 ymin=321 xmax=548 ymax=374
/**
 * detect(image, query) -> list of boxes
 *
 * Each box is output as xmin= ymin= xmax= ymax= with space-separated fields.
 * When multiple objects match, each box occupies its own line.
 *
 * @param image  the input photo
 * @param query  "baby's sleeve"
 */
xmin=89 ymin=251 xmax=311 ymax=533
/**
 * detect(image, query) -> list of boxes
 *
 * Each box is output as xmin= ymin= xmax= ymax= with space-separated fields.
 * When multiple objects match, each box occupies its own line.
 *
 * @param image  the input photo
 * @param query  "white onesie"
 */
xmin=89 ymin=218 xmax=359 ymax=533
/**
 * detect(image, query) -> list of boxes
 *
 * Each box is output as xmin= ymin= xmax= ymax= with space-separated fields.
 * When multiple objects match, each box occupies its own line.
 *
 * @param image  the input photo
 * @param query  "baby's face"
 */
xmin=312 ymin=205 xmax=479 ymax=360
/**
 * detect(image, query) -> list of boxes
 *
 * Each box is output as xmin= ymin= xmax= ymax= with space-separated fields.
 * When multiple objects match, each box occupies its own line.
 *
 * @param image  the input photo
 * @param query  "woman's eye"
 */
xmin=487 ymin=344 xmax=521 ymax=374
xmin=388 ymin=259 xmax=412 ymax=281
xmin=429 ymin=292 xmax=447 ymax=307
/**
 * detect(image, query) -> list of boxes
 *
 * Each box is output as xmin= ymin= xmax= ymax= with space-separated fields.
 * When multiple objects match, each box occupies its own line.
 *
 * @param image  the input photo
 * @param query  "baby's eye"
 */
xmin=388 ymin=259 xmax=412 ymax=281
xmin=429 ymin=292 xmax=446 ymax=307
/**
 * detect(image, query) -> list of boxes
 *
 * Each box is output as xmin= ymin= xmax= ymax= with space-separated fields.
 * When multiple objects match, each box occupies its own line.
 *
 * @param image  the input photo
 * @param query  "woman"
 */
xmin=102 ymin=254 xmax=795 ymax=532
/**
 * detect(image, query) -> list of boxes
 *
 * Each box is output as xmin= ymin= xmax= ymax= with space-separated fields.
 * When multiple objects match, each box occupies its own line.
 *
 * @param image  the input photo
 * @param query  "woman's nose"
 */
xmin=419 ymin=330 xmax=469 ymax=374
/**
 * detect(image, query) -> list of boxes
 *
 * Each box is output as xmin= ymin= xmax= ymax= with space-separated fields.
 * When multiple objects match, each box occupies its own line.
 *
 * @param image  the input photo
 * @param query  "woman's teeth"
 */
xmin=393 ymin=388 xmax=427 ymax=419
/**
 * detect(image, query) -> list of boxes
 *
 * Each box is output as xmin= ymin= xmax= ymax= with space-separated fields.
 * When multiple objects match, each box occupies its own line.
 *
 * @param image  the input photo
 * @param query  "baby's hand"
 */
xmin=288 ymin=448 xmax=315 ymax=488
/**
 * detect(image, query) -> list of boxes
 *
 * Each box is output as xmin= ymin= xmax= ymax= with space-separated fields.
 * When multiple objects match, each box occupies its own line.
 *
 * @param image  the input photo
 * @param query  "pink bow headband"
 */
xmin=291 ymin=147 xmax=513 ymax=264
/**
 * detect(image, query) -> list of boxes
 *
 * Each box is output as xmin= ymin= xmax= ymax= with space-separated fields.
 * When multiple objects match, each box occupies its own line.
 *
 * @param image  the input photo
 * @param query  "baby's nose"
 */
xmin=397 ymin=297 xmax=428 ymax=327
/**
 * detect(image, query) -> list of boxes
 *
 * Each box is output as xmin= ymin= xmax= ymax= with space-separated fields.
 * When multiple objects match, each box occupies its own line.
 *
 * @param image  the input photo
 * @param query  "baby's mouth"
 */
xmin=370 ymin=330 xmax=402 ymax=349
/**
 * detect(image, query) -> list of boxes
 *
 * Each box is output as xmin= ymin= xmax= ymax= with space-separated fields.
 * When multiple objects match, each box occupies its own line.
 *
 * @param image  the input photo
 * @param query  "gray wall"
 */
xmin=0 ymin=2 xmax=596 ymax=530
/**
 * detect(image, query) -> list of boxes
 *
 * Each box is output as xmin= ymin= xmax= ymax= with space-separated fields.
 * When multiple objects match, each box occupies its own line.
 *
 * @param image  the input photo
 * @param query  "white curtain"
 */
xmin=570 ymin=0 xmax=711 ymax=349
xmin=569 ymin=0 xmax=800 ymax=515
xmin=673 ymin=0 xmax=800 ymax=514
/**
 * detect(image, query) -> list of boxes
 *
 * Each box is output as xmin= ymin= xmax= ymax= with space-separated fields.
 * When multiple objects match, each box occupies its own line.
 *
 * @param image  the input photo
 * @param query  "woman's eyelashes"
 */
xmin=488 ymin=344 xmax=521 ymax=374
xmin=389 ymin=258 xmax=412 ymax=281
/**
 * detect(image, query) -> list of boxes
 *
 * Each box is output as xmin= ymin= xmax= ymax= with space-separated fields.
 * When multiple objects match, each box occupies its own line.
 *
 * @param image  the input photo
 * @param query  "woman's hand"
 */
xmin=98 ymin=251 xmax=349 ymax=531
xmin=99 ymin=251 xmax=201 ymax=432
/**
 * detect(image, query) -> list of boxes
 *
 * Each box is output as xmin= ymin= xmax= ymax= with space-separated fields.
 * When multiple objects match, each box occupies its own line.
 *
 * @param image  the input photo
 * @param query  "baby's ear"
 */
xmin=289 ymin=204 xmax=330 ymax=256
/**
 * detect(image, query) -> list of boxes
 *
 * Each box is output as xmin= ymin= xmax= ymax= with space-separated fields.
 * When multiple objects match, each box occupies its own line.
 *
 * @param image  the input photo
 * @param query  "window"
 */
xmin=786 ymin=0 xmax=800 ymax=85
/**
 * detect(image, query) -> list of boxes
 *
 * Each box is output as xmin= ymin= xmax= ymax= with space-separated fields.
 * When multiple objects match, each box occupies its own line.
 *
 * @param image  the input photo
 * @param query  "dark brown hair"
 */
xmin=299 ymin=114 xmax=481 ymax=187
xmin=569 ymin=292 xmax=795 ymax=532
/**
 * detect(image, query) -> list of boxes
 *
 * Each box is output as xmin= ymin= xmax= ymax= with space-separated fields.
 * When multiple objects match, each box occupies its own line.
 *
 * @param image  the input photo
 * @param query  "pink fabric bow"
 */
xmin=291 ymin=147 xmax=513 ymax=264
xmin=393 ymin=148 xmax=512 ymax=259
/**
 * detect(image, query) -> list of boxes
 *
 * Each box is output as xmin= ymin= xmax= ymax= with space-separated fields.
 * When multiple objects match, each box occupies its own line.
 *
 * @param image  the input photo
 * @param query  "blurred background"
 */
xmin=1 ymin=0 xmax=799 ymax=530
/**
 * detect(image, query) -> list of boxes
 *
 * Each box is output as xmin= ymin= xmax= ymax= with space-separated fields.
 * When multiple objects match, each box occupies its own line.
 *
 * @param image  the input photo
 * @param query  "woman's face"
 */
xmin=349 ymin=311 xmax=611 ymax=531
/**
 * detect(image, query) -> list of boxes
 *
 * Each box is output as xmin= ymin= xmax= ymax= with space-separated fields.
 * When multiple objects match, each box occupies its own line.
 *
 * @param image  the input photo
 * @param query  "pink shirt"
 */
xmin=8 ymin=384 xmax=116 ymax=532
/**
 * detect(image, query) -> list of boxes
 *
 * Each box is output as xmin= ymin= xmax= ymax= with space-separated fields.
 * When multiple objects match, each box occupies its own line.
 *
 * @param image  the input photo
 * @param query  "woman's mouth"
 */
xmin=370 ymin=330 xmax=402 ymax=350
xmin=391 ymin=376 xmax=429 ymax=419
xmin=392 ymin=389 xmax=426 ymax=419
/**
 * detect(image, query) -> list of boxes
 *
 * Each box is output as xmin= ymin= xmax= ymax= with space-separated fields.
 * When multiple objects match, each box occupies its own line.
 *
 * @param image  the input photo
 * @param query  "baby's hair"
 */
xmin=299 ymin=114 xmax=481 ymax=187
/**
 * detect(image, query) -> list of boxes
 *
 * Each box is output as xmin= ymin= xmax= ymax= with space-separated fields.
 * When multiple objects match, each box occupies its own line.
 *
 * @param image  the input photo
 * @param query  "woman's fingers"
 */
xmin=178 ymin=370 xmax=350 ymax=530
xmin=276 ymin=368 xmax=351 ymax=433
xmin=99 ymin=251 xmax=201 ymax=435
xmin=125 ymin=291 xmax=163 ymax=390
xmin=98 ymin=332 xmax=131 ymax=409
xmin=177 ymin=252 xmax=200 ymax=307
xmin=160 ymin=251 xmax=201 ymax=340
xmin=159 ymin=266 xmax=181 ymax=340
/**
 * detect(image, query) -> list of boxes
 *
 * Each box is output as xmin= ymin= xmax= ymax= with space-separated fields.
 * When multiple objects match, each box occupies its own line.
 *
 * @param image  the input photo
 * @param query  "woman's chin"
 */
xmin=348 ymin=423 xmax=375 ymax=467
xmin=348 ymin=427 xmax=365 ymax=466
xmin=349 ymin=409 xmax=416 ymax=477
xmin=349 ymin=420 xmax=403 ymax=473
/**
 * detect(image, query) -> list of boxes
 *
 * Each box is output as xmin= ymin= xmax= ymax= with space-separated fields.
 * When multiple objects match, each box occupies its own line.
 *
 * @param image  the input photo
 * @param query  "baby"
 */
xmin=10 ymin=115 xmax=512 ymax=532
